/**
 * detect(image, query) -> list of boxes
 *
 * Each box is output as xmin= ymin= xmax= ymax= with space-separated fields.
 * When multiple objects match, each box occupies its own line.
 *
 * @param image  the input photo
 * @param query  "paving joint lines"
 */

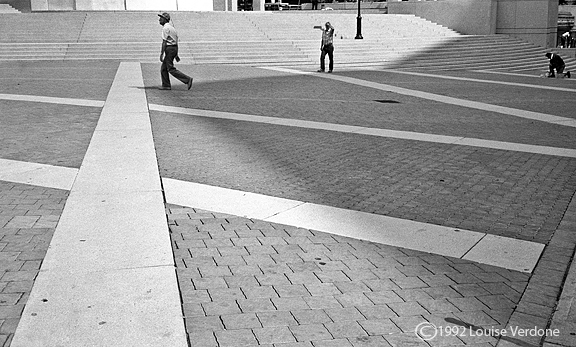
xmin=162 ymin=178 xmax=544 ymax=273
xmin=0 ymin=180 xmax=68 ymax=346
xmin=535 ymin=191 xmax=576 ymax=347
xmin=1 ymin=177 xmax=574 ymax=347
xmin=0 ymin=160 xmax=546 ymax=273
xmin=167 ymin=204 xmax=533 ymax=347
xmin=1 ymin=61 xmax=566 ymax=345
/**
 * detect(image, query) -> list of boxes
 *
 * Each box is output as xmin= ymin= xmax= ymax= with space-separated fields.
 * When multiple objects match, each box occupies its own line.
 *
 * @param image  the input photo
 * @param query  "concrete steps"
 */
xmin=0 ymin=13 xmax=87 ymax=42
xmin=0 ymin=41 xmax=315 ymax=64
xmin=385 ymin=35 xmax=576 ymax=71
xmin=242 ymin=12 xmax=459 ymax=41
xmin=0 ymin=4 xmax=19 ymax=13
xmin=0 ymin=11 xmax=574 ymax=73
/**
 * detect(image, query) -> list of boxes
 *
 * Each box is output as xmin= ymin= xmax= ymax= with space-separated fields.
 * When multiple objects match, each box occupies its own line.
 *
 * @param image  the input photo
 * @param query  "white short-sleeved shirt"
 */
xmin=162 ymin=22 xmax=179 ymax=46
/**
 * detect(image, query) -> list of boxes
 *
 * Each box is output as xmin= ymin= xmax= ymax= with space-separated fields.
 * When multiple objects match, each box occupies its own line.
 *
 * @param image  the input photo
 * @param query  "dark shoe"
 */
xmin=158 ymin=86 xmax=171 ymax=90
xmin=548 ymin=74 xmax=556 ymax=78
xmin=328 ymin=70 xmax=333 ymax=73
xmin=187 ymin=78 xmax=193 ymax=90
xmin=317 ymin=69 xmax=324 ymax=73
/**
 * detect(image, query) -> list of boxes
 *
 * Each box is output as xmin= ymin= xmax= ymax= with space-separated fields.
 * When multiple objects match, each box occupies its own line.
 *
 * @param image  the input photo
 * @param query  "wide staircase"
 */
xmin=0 ymin=11 xmax=574 ymax=71
xmin=0 ymin=4 xmax=19 ymax=12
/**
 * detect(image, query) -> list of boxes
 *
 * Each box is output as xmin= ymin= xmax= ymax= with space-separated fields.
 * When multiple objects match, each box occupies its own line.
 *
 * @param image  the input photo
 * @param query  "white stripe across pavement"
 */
xmin=0 ymin=158 xmax=546 ymax=273
xmin=0 ymin=93 xmax=105 ymax=108
xmin=163 ymin=178 xmax=544 ymax=273
xmin=384 ymin=69 xmax=576 ymax=92
xmin=149 ymin=104 xmax=576 ymax=158
xmin=0 ymin=158 xmax=77 ymax=190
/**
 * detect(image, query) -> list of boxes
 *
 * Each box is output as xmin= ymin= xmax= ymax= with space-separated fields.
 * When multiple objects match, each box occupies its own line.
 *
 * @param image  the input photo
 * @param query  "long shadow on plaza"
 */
xmin=143 ymin=66 xmax=576 ymax=246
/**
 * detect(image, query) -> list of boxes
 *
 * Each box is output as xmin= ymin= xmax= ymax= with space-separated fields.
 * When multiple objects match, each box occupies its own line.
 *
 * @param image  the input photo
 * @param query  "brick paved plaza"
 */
xmin=0 ymin=60 xmax=575 ymax=346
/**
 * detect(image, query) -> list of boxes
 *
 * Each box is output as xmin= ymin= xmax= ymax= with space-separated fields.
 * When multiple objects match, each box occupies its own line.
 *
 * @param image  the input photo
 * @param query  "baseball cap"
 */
xmin=158 ymin=12 xmax=170 ymax=21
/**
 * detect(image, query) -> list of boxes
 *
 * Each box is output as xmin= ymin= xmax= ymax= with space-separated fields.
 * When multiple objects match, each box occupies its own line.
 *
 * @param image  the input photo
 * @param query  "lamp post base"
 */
xmin=355 ymin=16 xmax=363 ymax=39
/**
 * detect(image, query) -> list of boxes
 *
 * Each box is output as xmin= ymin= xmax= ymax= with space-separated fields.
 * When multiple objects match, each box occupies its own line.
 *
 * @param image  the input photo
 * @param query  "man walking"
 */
xmin=315 ymin=22 xmax=334 ymax=73
xmin=158 ymin=12 xmax=193 ymax=90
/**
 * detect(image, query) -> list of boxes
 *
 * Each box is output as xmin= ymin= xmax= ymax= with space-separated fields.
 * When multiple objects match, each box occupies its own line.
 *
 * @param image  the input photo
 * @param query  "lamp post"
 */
xmin=355 ymin=0 xmax=363 ymax=39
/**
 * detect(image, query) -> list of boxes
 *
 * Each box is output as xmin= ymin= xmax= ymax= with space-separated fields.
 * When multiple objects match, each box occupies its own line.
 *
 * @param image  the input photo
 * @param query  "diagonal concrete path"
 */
xmin=385 ymin=70 xmax=576 ymax=92
xmin=162 ymin=179 xmax=544 ymax=273
xmin=263 ymin=67 xmax=576 ymax=128
xmin=0 ymin=158 xmax=77 ymax=191
xmin=10 ymin=63 xmax=187 ymax=347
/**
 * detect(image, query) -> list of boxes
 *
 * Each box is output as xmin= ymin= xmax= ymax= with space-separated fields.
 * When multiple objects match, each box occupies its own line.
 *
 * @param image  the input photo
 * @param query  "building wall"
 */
xmin=32 ymin=0 xmax=213 ymax=11
xmin=125 ymin=0 xmax=176 ymax=10
xmin=0 ymin=0 xmax=32 ymax=12
xmin=388 ymin=0 xmax=497 ymax=35
xmin=496 ymin=0 xmax=558 ymax=47
xmin=388 ymin=0 xmax=558 ymax=48
xmin=177 ymin=0 xmax=213 ymax=11
xmin=76 ymin=0 xmax=122 ymax=10
xmin=32 ymin=0 xmax=75 ymax=10
xmin=560 ymin=4 xmax=576 ymax=17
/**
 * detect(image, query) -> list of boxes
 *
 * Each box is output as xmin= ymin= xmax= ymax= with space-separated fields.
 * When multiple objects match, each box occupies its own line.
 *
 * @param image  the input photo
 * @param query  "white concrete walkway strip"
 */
xmin=162 ymin=178 xmax=543 ymax=273
xmin=163 ymin=178 xmax=305 ymax=220
xmin=462 ymin=234 xmax=545 ymax=273
xmin=385 ymin=69 xmax=576 ymax=93
xmin=0 ymin=93 xmax=105 ymax=108
xmin=0 ymin=158 xmax=77 ymax=190
xmin=477 ymin=68 xmax=576 ymax=77
xmin=150 ymin=104 xmax=576 ymax=159
xmin=0 ymin=160 xmax=544 ymax=273
xmin=261 ymin=67 xmax=576 ymax=128
xmin=11 ymin=63 xmax=187 ymax=347
xmin=473 ymin=70 xmax=548 ymax=79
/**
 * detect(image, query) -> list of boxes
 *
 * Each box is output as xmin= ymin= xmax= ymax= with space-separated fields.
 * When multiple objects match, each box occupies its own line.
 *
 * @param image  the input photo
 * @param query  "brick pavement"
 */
xmin=0 ymin=61 xmax=574 ymax=346
xmin=0 ymin=60 xmax=116 ymax=169
xmin=0 ymin=101 xmax=100 ymax=168
xmin=143 ymin=65 xmax=576 ymax=150
xmin=541 ymin=193 xmax=576 ymax=347
xmin=167 ymin=204 xmax=533 ymax=347
xmin=0 ymin=180 xmax=67 ymax=346
xmin=146 ymin=63 xmax=576 ymax=346
xmin=144 ymin=65 xmax=576 ymax=247
xmin=0 ymin=61 xmax=118 ymax=101
xmin=152 ymin=113 xmax=576 ymax=245
xmin=340 ymin=70 xmax=576 ymax=126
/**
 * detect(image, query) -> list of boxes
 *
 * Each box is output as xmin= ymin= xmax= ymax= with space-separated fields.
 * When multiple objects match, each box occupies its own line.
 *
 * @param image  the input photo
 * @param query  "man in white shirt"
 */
xmin=158 ymin=12 xmax=193 ymax=90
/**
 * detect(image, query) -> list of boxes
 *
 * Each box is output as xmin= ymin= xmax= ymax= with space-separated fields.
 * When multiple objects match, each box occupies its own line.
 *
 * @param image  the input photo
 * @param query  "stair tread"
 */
xmin=0 ymin=11 xmax=564 ymax=70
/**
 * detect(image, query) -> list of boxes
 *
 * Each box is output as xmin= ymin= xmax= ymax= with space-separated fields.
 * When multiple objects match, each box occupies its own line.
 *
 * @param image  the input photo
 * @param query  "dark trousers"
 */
xmin=161 ymin=45 xmax=191 ymax=88
xmin=320 ymin=44 xmax=334 ymax=71
xmin=311 ymin=1 xmax=318 ymax=9
xmin=549 ymin=63 xmax=565 ymax=75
